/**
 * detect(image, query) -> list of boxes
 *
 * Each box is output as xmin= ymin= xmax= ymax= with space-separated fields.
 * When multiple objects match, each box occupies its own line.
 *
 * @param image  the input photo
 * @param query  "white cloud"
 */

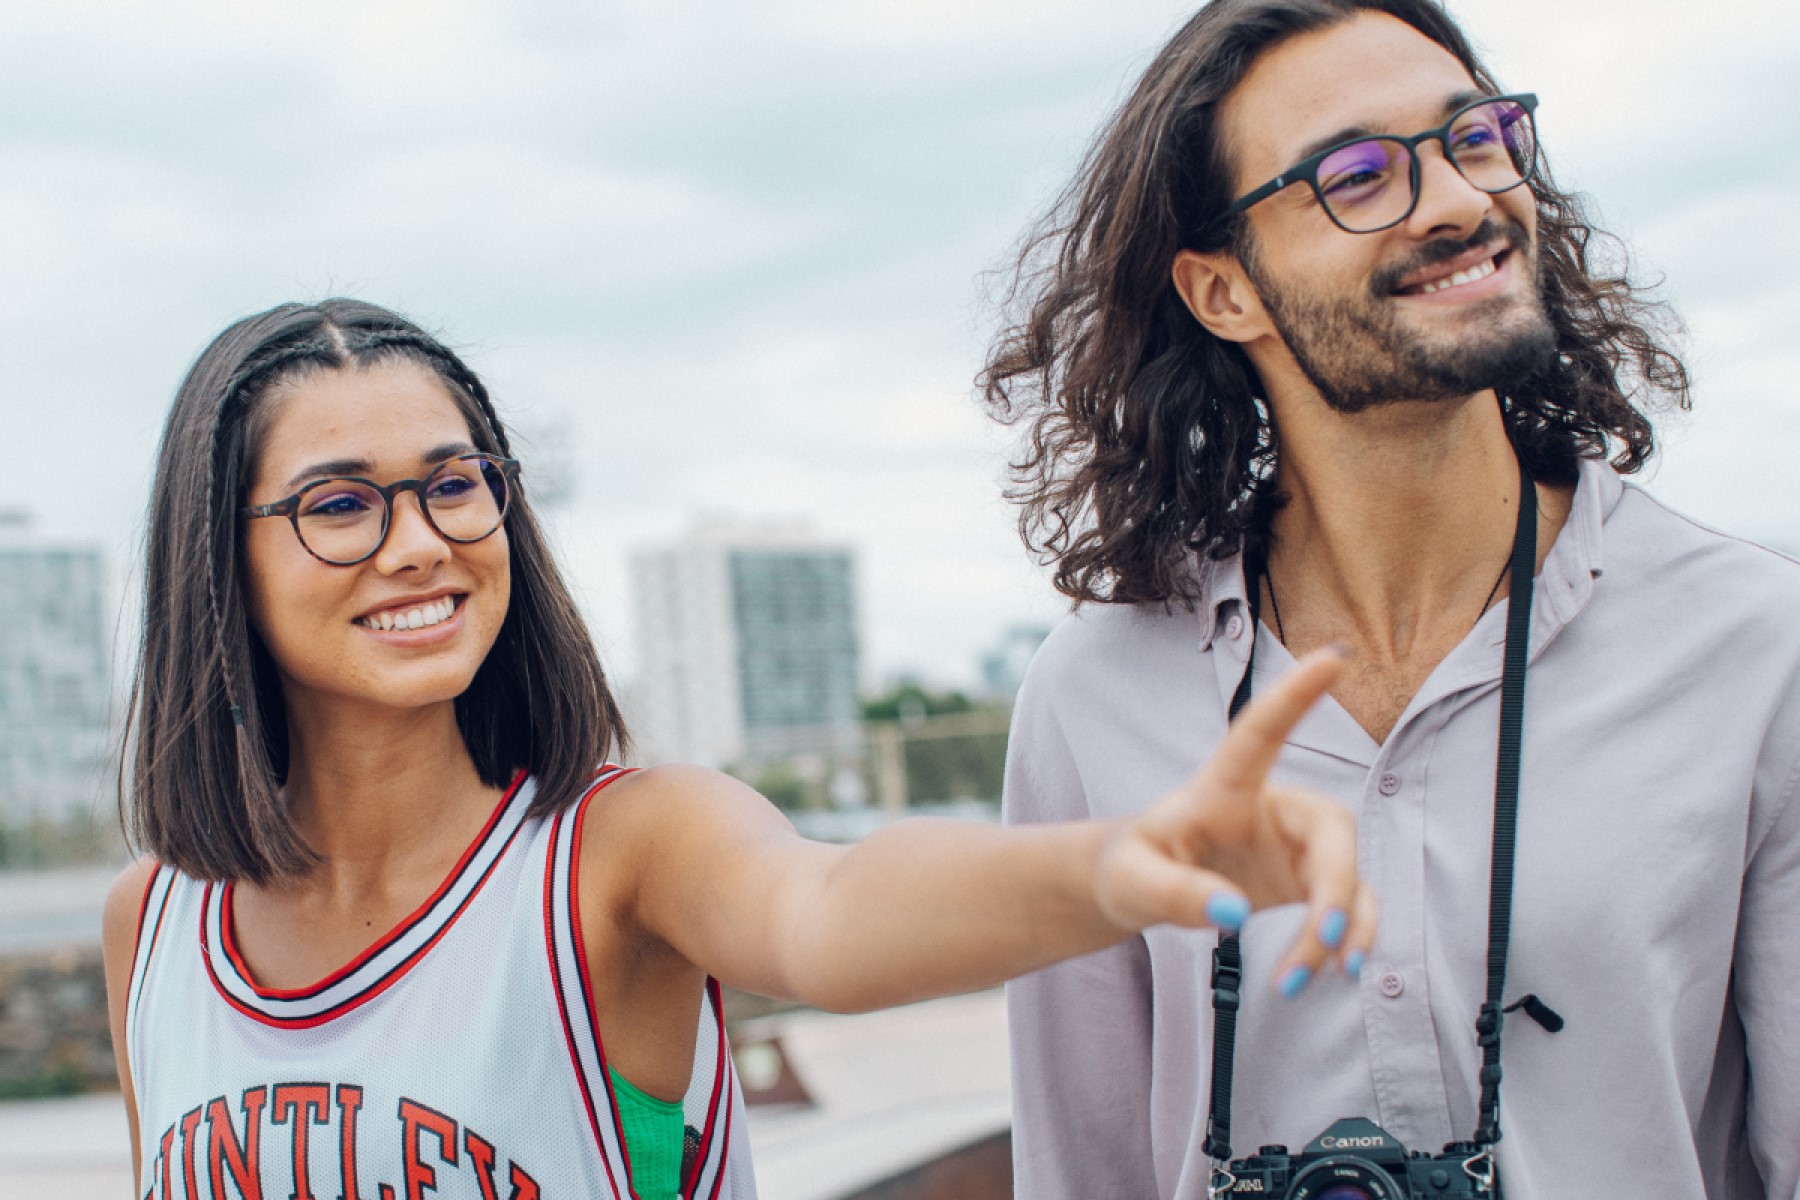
xmin=4 ymin=0 xmax=1796 ymax=688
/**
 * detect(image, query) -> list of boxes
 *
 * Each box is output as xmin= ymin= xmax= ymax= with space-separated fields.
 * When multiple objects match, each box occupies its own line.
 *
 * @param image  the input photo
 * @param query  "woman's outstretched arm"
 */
xmin=604 ymin=647 xmax=1373 ymax=1011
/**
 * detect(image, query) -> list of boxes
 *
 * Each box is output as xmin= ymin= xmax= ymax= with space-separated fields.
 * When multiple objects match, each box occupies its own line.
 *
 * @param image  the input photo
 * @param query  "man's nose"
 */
xmin=1402 ymin=140 xmax=1494 ymax=239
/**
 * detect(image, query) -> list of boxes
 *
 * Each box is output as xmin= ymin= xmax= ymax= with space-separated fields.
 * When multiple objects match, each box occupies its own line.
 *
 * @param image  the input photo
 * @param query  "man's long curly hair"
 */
xmin=980 ymin=0 xmax=1690 ymax=606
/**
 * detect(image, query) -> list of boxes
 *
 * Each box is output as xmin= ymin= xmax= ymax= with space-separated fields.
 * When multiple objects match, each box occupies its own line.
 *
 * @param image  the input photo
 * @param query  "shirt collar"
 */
xmin=1198 ymin=550 xmax=1250 ymax=648
xmin=1493 ymin=453 xmax=1617 ymax=646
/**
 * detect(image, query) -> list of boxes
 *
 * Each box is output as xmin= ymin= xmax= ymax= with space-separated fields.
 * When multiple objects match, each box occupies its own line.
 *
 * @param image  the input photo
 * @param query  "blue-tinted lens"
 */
xmin=424 ymin=456 xmax=508 ymax=542
xmin=1316 ymin=138 xmax=1411 ymax=230
xmin=295 ymin=479 xmax=386 ymax=562
xmin=1449 ymin=99 xmax=1534 ymax=190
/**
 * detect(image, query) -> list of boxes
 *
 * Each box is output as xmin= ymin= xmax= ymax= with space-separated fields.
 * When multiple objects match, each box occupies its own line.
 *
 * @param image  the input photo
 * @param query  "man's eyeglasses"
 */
xmin=1210 ymin=93 xmax=1540 ymax=236
xmin=240 ymin=453 xmax=521 ymax=566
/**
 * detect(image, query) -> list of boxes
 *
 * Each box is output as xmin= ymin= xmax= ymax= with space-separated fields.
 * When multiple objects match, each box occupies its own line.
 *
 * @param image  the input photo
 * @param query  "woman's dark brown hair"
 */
xmin=981 ymin=0 xmax=1690 ymax=605
xmin=123 ymin=298 xmax=627 ymax=882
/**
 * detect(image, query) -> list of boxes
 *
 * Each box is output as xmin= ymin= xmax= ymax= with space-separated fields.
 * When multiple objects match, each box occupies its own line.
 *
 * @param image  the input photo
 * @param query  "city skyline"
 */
xmin=0 ymin=514 xmax=112 ymax=823
xmin=7 ymin=0 xmax=1797 ymax=690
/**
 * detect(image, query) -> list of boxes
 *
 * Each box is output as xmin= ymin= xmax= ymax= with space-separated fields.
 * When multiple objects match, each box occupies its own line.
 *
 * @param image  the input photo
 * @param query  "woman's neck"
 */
xmin=277 ymin=697 xmax=503 ymax=893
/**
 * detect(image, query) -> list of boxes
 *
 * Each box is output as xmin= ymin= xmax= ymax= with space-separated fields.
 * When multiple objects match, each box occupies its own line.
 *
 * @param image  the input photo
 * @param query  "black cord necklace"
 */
xmin=1262 ymin=548 xmax=1513 ymax=646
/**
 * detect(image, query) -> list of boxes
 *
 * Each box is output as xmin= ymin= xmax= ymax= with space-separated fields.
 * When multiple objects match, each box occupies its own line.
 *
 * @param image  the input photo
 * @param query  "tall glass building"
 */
xmin=630 ymin=522 xmax=860 ymax=769
xmin=0 ymin=514 xmax=112 ymax=823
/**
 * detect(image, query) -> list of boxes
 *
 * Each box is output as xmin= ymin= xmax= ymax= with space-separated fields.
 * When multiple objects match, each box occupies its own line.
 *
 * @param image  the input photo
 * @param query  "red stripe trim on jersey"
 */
xmin=201 ymin=812 xmax=528 ymax=1030
xmin=128 ymin=866 xmax=172 ymax=1019
xmin=681 ymin=976 xmax=732 ymax=1200
xmin=709 ymin=1073 xmax=733 ymax=1200
xmin=545 ymin=821 xmax=631 ymax=1200
xmin=219 ymin=771 xmax=527 ymax=1002
xmin=561 ymin=768 xmax=641 ymax=1196
xmin=543 ymin=810 xmax=621 ymax=1197
xmin=133 ymin=863 xmax=159 ymax=956
xmin=201 ymin=772 xmax=532 ymax=1029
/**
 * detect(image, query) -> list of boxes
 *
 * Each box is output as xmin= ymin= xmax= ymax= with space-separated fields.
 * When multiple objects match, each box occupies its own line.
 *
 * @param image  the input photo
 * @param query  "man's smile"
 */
xmin=1391 ymin=244 xmax=1512 ymax=298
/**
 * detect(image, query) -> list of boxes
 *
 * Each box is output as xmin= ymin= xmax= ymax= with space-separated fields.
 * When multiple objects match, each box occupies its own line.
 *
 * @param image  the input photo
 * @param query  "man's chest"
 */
xmin=1074 ymin=635 xmax=1758 ymax=1003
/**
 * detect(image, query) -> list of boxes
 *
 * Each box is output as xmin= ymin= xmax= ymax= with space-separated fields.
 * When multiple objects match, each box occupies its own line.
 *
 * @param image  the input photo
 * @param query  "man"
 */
xmin=983 ymin=1 xmax=1800 ymax=1196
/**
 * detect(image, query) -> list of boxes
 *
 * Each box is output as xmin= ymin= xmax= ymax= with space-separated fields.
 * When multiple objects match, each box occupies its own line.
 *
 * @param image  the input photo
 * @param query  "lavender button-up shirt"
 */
xmin=1004 ymin=459 xmax=1800 ymax=1198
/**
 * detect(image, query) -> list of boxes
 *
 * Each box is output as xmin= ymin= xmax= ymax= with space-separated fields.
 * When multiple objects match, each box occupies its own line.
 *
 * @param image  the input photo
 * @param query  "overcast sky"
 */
xmin=7 ymin=0 xmax=1798 ymax=691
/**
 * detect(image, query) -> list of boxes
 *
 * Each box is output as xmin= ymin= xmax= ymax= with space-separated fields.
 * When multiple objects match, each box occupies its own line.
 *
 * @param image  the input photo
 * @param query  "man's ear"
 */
xmin=1172 ymin=248 xmax=1270 ymax=344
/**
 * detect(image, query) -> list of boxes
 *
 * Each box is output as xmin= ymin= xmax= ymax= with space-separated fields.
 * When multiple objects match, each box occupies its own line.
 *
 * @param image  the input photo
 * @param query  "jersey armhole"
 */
xmin=544 ymin=765 xmax=641 ymax=1198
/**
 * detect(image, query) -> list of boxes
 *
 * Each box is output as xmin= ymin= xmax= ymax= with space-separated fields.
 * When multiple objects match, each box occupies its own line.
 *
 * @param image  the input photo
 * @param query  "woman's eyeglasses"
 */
xmin=240 ymin=453 xmax=520 ymax=566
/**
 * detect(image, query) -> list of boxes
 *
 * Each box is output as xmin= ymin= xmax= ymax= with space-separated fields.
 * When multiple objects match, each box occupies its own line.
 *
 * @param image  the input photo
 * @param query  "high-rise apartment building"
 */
xmin=0 ymin=512 xmax=112 ymax=823
xmin=629 ymin=521 xmax=860 ymax=768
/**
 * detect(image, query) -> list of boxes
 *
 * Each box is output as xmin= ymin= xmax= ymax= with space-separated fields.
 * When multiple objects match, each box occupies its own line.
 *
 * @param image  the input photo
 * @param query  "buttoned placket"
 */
xmin=1201 ymin=555 xmax=1579 ymax=1151
xmin=1359 ymin=702 xmax=1458 ymax=1142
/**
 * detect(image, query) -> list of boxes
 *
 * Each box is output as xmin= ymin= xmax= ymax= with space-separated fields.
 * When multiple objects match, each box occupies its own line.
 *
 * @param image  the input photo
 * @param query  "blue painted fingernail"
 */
xmin=1278 ymin=965 xmax=1311 ymax=998
xmin=1345 ymin=951 xmax=1366 ymax=980
xmin=1206 ymin=892 xmax=1251 ymax=932
xmin=1319 ymin=908 xmax=1347 ymax=950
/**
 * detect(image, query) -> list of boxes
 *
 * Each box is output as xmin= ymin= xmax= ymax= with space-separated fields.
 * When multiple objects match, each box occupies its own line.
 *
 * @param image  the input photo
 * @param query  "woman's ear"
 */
xmin=1172 ymin=249 xmax=1272 ymax=345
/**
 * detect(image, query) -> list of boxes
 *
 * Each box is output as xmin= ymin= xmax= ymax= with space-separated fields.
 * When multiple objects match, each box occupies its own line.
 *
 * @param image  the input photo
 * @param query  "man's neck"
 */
xmin=1260 ymin=388 xmax=1570 ymax=741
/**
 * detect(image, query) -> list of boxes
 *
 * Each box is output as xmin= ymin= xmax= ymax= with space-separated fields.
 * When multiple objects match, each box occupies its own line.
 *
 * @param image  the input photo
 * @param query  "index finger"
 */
xmin=1200 ymin=647 xmax=1346 ymax=794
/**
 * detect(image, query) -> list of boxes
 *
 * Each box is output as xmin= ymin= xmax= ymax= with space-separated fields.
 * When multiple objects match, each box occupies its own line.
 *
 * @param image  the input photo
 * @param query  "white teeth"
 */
xmin=1417 ymin=256 xmax=1498 ymax=295
xmin=359 ymin=597 xmax=457 ymax=631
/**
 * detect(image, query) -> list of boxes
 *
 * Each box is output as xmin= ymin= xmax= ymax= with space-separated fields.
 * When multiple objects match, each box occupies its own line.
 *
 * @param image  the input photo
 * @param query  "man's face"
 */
xmin=1219 ymin=12 xmax=1556 ymax=412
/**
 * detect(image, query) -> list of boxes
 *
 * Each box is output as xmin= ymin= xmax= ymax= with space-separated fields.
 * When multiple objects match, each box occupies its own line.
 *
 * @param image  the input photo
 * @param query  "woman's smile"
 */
xmin=353 ymin=592 xmax=465 ymax=635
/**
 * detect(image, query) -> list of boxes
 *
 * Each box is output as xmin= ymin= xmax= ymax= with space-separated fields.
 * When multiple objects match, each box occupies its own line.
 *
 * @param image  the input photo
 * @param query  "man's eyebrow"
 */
xmin=281 ymin=442 xmax=478 ymax=491
xmin=1293 ymin=124 xmax=1380 ymax=165
xmin=1288 ymin=90 xmax=1493 ymax=165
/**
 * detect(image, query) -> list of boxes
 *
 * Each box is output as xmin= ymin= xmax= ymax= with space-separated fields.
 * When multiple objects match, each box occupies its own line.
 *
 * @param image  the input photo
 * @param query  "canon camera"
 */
xmin=1218 ymin=1117 xmax=1495 ymax=1199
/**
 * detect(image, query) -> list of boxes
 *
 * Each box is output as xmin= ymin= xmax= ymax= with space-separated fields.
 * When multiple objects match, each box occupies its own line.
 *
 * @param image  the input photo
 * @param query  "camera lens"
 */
xmin=1288 ymin=1158 xmax=1404 ymax=1200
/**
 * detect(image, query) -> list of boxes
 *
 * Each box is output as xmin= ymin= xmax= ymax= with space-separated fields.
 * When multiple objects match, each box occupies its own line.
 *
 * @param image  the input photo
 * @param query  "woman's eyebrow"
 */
xmin=422 ymin=441 xmax=479 ymax=464
xmin=283 ymin=457 xmax=372 ymax=491
xmin=280 ymin=443 xmax=478 ymax=491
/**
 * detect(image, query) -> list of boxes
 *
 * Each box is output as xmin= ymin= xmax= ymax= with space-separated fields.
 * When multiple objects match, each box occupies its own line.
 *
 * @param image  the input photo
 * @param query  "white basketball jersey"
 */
xmin=125 ymin=767 xmax=757 ymax=1200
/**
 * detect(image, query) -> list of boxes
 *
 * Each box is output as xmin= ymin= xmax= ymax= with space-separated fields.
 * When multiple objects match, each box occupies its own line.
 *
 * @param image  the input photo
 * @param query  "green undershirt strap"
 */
xmin=608 ymin=1067 xmax=686 ymax=1200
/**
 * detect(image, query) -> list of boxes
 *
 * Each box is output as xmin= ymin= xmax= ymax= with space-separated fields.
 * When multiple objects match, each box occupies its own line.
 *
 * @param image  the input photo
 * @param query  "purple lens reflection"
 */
xmin=1317 ymin=138 xmax=1409 ymax=229
xmin=1450 ymin=100 xmax=1534 ymax=188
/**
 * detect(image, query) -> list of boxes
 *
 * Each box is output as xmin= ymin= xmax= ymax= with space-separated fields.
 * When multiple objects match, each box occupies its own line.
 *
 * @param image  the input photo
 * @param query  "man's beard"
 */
xmin=1242 ymin=218 xmax=1557 ymax=414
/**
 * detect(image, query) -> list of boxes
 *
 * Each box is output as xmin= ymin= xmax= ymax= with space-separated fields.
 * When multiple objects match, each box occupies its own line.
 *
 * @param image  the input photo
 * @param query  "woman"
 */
xmin=102 ymin=298 xmax=1373 ymax=1200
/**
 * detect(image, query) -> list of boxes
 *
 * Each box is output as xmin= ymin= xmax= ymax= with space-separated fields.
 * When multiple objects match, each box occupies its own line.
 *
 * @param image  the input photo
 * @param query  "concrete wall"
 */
xmin=0 ymin=946 xmax=115 ymax=1097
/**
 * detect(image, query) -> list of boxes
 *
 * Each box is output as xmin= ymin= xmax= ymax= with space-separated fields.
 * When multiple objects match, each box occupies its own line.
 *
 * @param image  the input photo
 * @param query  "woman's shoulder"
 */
xmin=571 ymin=764 xmax=795 ymax=895
xmin=101 ymin=857 xmax=162 ymax=964
xmin=576 ymin=763 xmax=771 ymax=833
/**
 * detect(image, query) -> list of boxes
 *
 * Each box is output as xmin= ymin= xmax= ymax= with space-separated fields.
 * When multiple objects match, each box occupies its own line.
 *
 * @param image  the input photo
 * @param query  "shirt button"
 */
xmin=1379 ymin=971 xmax=1405 ymax=998
xmin=1226 ymin=615 xmax=1244 ymax=640
xmin=1377 ymin=772 xmax=1401 ymax=796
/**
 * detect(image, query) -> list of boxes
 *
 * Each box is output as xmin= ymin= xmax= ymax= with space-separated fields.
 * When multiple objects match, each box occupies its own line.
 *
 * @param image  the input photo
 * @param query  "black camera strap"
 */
xmin=1203 ymin=456 xmax=1536 ymax=1169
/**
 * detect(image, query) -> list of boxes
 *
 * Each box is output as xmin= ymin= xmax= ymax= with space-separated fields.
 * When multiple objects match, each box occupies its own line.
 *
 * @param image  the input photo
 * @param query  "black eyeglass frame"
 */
xmin=240 ymin=452 xmax=522 ymax=566
xmin=1208 ymin=92 xmax=1540 ymax=238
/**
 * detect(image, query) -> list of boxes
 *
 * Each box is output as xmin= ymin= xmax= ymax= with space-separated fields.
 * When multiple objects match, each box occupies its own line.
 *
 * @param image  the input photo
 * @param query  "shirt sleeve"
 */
xmin=1737 ymin=681 xmax=1800 ymax=1198
xmin=1003 ymin=660 xmax=1161 ymax=1200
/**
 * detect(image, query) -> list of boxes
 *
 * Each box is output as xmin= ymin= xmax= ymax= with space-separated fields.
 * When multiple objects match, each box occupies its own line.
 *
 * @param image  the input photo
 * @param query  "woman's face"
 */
xmin=240 ymin=358 xmax=512 ymax=721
